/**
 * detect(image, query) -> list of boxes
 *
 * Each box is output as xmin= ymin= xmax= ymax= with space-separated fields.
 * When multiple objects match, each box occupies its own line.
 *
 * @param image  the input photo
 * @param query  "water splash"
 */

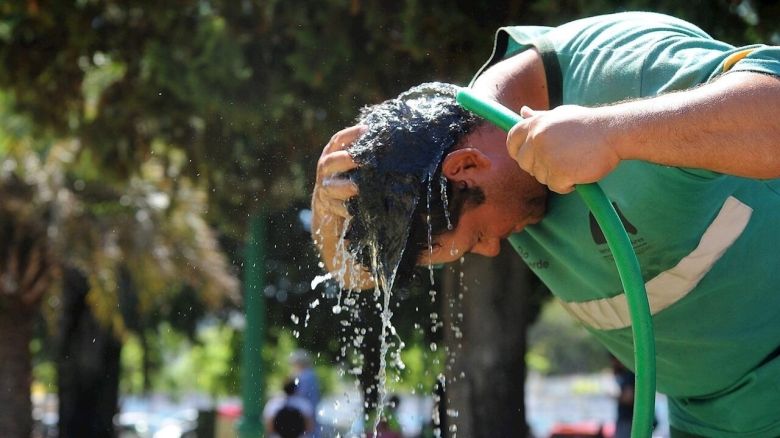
xmin=440 ymin=174 xmax=452 ymax=230
xmin=344 ymin=82 xmax=479 ymax=284
xmin=315 ymin=82 xmax=480 ymax=435
xmin=310 ymin=273 xmax=332 ymax=290
xmin=426 ymin=177 xmax=435 ymax=285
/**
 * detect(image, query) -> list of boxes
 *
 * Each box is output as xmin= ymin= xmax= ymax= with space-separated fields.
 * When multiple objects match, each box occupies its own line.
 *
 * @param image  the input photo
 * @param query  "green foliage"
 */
xmin=119 ymin=333 xmax=145 ymax=395
xmin=527 ymin=303 xmax=609 ymax=375
xmin=121 ymin=321 xmax=241 ymax=398
xmin=388 ymin=333 xmax=445 ymax=394
xmin=160 ymin=322 xmax=240 ymax=398
xmin=30 ymin=338 xmax=57 ymax=394
xmin=1 ymin=1 xmax=775 ymax=224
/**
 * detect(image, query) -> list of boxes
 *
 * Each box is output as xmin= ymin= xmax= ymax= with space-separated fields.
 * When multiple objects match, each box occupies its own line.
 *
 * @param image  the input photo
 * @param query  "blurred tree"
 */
xmin=0 ymin=106 xmax=238 ymax=436
xmin=440 ymin=244 xmax=548 ymax=438
xmin=52 ymin=156 xmax=238 ymax=438
xmin=0 ymin=157 xmax=57 ymax=438
xmin=56 ymin=266 xmax=122 ymax=438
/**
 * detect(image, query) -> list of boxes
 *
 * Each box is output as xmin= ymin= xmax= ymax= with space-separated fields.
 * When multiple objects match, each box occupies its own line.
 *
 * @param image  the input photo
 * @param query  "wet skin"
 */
xmin=422 ymin=124 xmax=548 ymax=265
xmin=419 ymin=48 xmax=551 ymax=265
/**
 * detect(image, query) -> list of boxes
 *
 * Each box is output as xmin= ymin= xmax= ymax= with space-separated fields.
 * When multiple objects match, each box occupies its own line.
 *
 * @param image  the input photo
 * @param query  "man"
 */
xmin=311 ymin=12 xmax=780 ymax=437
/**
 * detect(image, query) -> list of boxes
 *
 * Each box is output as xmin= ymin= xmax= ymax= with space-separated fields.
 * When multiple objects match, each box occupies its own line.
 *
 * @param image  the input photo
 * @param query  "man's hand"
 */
xmin=506 ymin=105 xmax=622 ymax=194
xmin=311 ymin=125 xmax=375 ymax=290
xmin=313 ymin=125 xmax=363 ymax=220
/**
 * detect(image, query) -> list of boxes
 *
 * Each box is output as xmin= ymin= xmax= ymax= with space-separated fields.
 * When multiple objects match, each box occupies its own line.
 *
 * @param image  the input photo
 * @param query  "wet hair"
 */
xmin=344 ymin=82 xmax=483 ymax=290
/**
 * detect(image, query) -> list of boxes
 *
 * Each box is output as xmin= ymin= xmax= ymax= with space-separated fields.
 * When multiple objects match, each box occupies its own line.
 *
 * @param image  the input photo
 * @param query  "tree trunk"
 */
xmin=0 ymin=296 xmax=36 ymax=438
xmin=57 ymin=267 xmax=121 ymax=438
xmin=441 ymin=241 xmax=546 ymax=438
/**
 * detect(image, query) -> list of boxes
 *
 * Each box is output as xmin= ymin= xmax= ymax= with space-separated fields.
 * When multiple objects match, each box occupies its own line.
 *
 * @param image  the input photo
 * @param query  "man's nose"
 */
xmin=472 ymin=238 xmax=501 ymax=257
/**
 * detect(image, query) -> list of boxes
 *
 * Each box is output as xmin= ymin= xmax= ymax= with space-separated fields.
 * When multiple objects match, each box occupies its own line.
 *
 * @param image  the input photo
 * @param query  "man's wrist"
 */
xmin=597 ymin=104 xmax=644 ymax=162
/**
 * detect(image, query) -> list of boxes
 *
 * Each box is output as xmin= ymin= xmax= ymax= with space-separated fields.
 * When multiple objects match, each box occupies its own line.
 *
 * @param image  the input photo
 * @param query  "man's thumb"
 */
xmin=520 ymin=106 xmax=538 ymax=118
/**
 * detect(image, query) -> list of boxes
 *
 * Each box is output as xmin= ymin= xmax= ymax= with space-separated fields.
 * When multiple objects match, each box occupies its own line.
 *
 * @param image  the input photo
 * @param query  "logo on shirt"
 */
xmin=515 ymin=246 xmax=550 ymax=270
xmin=589 ymin=202 xmax=638 ymax=245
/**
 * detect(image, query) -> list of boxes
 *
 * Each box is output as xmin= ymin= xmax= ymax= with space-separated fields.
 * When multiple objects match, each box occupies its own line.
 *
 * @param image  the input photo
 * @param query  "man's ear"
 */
xmin=442 ymin=148 xmax=492 ymax=180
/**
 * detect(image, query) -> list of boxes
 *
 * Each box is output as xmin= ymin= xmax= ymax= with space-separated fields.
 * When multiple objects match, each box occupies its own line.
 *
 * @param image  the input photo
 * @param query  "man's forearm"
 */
xmin=310 ymin=195 xmax=340 ymax=272
xmin=607 ymin=72 xmax=780 ymax=178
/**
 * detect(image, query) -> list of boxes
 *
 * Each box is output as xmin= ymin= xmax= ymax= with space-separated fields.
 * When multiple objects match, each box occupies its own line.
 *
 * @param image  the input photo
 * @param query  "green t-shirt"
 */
xmin=473 ymin=12 xmax=780 ymax=437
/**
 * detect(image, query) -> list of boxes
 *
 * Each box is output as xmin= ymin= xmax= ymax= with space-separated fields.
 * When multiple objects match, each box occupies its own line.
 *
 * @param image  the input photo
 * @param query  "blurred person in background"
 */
xmin=290 ymin=349 xmax=321 ymax=437
xmin=263 ymin=378 xmax=314 ymax=438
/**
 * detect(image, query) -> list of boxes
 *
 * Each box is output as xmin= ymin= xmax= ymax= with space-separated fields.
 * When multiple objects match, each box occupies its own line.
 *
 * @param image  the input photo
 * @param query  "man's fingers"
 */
xmin=514 ymin=137 xmax=536 ymax=175
xmin=547 ymin=175 xmax=575 ymax=194
xmin=520 ymin=105 xmax=539 ymax=118
xmin=316 ymin=177 xmax=357 ymax=217
xmin=556 ymin=184 xmax=575 ymax=194
xmin=316 ymin=188 xmax=352 ymax=218
xmin=323 ymin=125 xmax=367 ymax=155
xmin=321 ymin=197 xmax=351 ymax=218
xmin=506 ymin=121 xmax=529 ymax=160
xmin=317 ymin=150 xmax=358 ymax=182
xmin=532 ymin=161 xmax=548 ymax=185
xmin=321 ymin=177 xmax=358 ymax=200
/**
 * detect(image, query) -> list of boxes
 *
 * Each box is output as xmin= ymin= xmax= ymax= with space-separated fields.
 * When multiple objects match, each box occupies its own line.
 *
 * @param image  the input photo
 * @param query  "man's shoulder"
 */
xmin=497 ymin=11 xmax=705 ymax=40
xmin=554 ymin=12 xmax=707 ymax=35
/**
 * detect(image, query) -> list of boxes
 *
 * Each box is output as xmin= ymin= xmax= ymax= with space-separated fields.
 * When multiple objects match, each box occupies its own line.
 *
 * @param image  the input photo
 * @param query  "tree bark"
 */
xmin=441 ymin=241 xmax=546 ymax=438
xmin=0 ymin=296 xmax=36 ymax=438
xmin=57 ymin=267 xmax=121 ymax=438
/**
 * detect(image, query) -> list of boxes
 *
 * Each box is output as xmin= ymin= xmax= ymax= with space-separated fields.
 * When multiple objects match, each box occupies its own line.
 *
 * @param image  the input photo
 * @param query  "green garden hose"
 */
xmin=456 ymin=88 xmax=657 ymax=438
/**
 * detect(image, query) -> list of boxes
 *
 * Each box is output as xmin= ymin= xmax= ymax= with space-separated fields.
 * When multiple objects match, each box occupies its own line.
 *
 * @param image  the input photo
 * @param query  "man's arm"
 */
xmin=507 ymin=72 xmax=780 ymax=193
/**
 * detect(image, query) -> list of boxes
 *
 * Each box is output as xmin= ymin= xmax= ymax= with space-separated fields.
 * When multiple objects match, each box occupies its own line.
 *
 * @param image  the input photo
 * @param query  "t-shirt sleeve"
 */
xmin=639 ymin=40 xmax=780 ymax=97
xmin=724 ymin=45 xmax=780 ymax=77
xmin=546 ymin=12 xmax=728 ymax=105
xmin=475 ymin=13 xmax=779 ymax=104
xmin=637 ymin=40 xmax=779 ymax=179
xmin=469 ymin=25 xmax=553 ymax=87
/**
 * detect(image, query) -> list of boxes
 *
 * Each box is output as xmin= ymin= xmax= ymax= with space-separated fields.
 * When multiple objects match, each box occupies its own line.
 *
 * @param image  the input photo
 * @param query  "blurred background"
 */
xmin=0 ymin=1 xmax=777 ymax=437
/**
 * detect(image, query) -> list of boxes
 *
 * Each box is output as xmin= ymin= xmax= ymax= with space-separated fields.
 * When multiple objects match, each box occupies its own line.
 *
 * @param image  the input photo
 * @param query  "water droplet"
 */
xmin=440 ymin=173 xmax=452 ymax=230
xmin=310 ymin=273 xmax=332 ymax=290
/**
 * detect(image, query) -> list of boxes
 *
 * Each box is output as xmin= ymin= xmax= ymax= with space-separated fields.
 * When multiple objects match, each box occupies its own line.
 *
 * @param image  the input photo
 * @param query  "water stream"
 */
xmin=313 ymin=82 xmax=479 ymax=436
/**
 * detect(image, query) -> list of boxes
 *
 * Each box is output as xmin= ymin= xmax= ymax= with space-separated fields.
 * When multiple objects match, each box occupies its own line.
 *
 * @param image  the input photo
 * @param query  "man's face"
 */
xmin=419 ymin=126 xmax=547 ymax=265
xmin=422 ymin=200 xmax=541 ymax=265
